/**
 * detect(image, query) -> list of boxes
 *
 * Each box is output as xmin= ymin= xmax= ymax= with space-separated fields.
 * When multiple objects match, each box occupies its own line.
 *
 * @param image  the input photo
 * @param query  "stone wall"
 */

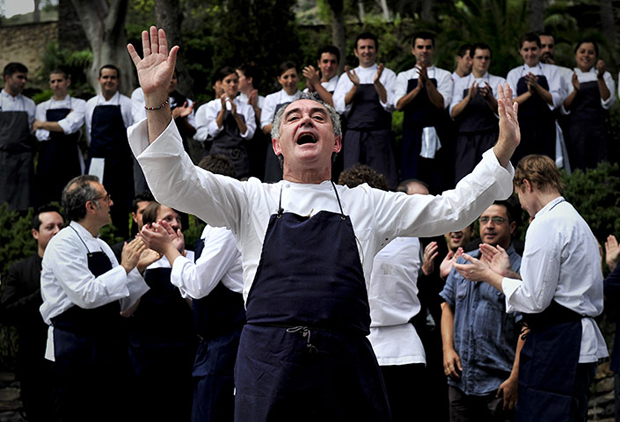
xmin=0 ymin=22 xmax=58 ymax=90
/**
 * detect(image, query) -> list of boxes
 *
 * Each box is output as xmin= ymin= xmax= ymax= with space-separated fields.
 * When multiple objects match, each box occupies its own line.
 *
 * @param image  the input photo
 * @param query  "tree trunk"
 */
xmin=357 ymin=0 xmax=365 ymax=24
xmin=154 ymin=0 xmax=194 ymax=98
xmin=421 ymin=0 xmax=434 ymax=23
xmin=33 ymin=0 xmax=41 ymax=22
xmin=378 ymin=0 xmax=391 ymax=21
xmin=528 ymin=0 xmax=545 ymax=33
xmin=327 ymin=0 xmax=346 ymax=75
xmin=600 ymin=0 xmax=617 ymax=54
xmin=70 ymin=0 xmax=135 ymax=95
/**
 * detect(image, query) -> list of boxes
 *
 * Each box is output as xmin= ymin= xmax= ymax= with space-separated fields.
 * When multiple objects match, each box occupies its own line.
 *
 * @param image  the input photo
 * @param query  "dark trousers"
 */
xmin=571 ymin=362 xmax=597 ymax=422
xmin=448 ymin=385 xmax=514 ymax=422
xmin=380 ymin=363 xmax=427 ymax=422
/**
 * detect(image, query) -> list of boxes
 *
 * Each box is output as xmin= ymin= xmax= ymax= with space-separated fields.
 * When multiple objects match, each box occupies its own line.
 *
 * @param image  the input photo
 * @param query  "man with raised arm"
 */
xmin=127 ymin=27 xmax=520 ymax=422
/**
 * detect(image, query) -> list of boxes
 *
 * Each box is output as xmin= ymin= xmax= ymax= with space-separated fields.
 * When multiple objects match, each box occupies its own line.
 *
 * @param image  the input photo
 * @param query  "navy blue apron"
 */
xmin=513 ymin=72 xmax=556 ymax=164
xmin=564 ymin=80 xmax=611 ymax=171
xmin=344 ymin=83 xmax=397 ymax=189
xmin=264 ymin=102 xmax=289 ymax=183
xmin=454 ymin=85 xmax=499 ymax=183
xmin=191 ymin=237 xmax=246 ymax=422
xmin=50 ymin=226 xmax=130 ymax=422
xmin=0 ymin=102 xmax=34 ymax=211
xmin=517 ymin=301 xmax=583 ymax=422
xmin=128 ymin=266 xmax=195 ymax=421
xmin=88 ymin=102 xmax=134 ymax=237
xmin=400 ymin=78 xmax=446 ymax=191
xmin=210 ymin=107 xmax=250 ymax=178
xmin=36 ymin=106 xmax=81 ymax=206
xmin=234 ymin=183 xmax=391 ymax=422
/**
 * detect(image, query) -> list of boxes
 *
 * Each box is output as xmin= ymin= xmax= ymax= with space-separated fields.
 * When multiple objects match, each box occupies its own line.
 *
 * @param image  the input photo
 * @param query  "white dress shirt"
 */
xmin=260 ymin=89 xmax=301 ymax=130
xmin=506 ymin=63 xmax=563 ymax=110
xmin=129 ymin=119 xmax=513 ymax=302
xmin=368 ymin=237 xmax=425 ymax=366
xmin=35 ymin=95 xmax=86 ymax=141
xmin=333 ymin=64 xmax=396 ymax=114
xmin=394 ymin=66 xmax=453 ymax=110
xmin=449 ymin=72 xmax=506 ymax=117
xmin=204 ymin=96 xmax=256 ymax=139
xmin=502 ymin=197 xmax=608 ymax=363
xmin=40 ymin=221 xmax=149 ymax=360
xmin=171 ymin=225 xmax=243 ymax=299
xmin=85 ymin=92 xmax=133 ymax=143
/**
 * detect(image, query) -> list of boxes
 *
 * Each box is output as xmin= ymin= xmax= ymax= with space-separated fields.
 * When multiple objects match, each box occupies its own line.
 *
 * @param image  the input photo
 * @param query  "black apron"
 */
xmin=128 ymin=266 xmax=195 ymax=421
xmin=88 ymin=102 xmax=134 ymax=237
xmin=50 ymin=226 xmax=130 ymax=422
xmin=517 ymin=301 xmax=583 ymax=422
xmin=0 ymin=103 xmax=34 ymax=211
xmin=514 ymin=72 xmax=556 ymax=163
xmin=210 ymin=107 xmax=250 ymax=178
xmin=564 ymin=80 xmax=611 ymax=171
xmin=454 ymin=85 xmax=499 ymax=183
xmin=36 ymin=106 xmax=82 ymax=206
xmin=264 ymin=101 xmax=289 ymax=183
xmin=234 ymin=183 xmax=390 ymax=422
xmin=400 ymin=78 xmax=446 ymax=191
xmin=344 ymin=83 xmax=397 ymax=189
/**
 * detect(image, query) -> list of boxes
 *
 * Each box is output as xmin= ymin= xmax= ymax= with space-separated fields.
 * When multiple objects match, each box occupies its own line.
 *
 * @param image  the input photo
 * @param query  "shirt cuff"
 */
xmin=502 ymin=277 xmax=522 ymax=313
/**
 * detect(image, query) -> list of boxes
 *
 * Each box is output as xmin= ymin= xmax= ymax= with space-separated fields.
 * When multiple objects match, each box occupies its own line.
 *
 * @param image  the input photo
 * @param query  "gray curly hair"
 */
xmin=270 ymin=92 xmax=342 ymax=140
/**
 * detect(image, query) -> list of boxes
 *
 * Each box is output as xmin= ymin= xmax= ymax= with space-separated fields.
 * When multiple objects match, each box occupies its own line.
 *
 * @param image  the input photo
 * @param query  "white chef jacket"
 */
xmin=502 ymin=197 xmax=608 ymax=363
xmin=85 ymin=92 xmax=133 ymax=144
xmin=561 ymin=68 xmax=616 ymax=112
xmin=35 ymin=95 xmax=86 ymax=141
xmin=368 ymin=236 xmax=425 ymax=366
xmin=0 ymin=89 xmax=36 ymax=127
xmin=129 ymin=118 xmax=514 ymax=302
xmin=260 ymin=89 xmax=301 ymax=130
xmin=506 ymin=63 xmax=563 ymax=110
xmin=449 ymin=72 xmax=507 ymax=117
xmin=394 ymin=65 xmax=453 ymax=110
xmin=171 ymin=225 xmax=243 ymax=299
xmin=333 ymin=64 xmax=396 ymax=114
xmin=40 ymin=221 xmax=149 ymax=360
xmin=204 ymin=96 xmax=256 ymax=139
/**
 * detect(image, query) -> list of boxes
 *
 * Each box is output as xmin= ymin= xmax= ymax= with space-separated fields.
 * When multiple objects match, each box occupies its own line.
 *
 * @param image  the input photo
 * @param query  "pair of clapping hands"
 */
xmin=138 ymin=220 xmax=186 ymax=260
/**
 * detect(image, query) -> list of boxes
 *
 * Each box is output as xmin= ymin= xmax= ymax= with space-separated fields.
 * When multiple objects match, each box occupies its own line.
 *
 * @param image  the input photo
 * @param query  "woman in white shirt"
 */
xmin=562 ymin=40 xmax=615 ymax=171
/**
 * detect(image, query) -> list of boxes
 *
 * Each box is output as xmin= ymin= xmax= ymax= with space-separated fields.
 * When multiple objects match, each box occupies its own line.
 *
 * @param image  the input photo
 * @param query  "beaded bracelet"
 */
xmin=144 ymin=99 xmax=169 ymax=110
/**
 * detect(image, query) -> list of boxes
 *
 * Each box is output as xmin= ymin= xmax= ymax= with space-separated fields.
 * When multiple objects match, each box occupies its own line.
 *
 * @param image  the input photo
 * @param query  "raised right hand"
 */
xmin=127 ymin=26 xmax=178 ymax=102
xmin=345 ymin=66 xmax=360 ymax=86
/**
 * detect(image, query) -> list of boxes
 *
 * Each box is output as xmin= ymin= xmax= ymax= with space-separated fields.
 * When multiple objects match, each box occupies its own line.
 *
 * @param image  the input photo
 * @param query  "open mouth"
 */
xmin=297 ymin=133 xmax=317 ymax=145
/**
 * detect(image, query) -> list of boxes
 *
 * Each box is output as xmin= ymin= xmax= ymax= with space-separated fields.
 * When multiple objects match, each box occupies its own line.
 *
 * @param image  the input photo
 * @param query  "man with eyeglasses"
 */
xmin=40 ymin=175 xmax=153 ymax=422
xmin=450 ymin=43 xmax=507 ymax=184
xmin=440 ymin=199 xmax=524 ymax=422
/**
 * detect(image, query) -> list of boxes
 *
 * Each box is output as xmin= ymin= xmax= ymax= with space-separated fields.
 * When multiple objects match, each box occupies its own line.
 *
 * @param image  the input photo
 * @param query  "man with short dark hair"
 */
xmin=450 ymin=43 xmax=507 ymax=183
xmin=333 ymin=32 xmax=398 ymax=188
xmin=506 ymin=33 xmax=563 ymax=163
xmin=127 ymin=27 xmax=520 ymax=421
xmin=40 ymin=175 xmax=151 ymax=422
xmin=34 ymin=68 xmax=86 ymax=205
xmin=85 ymin=65 xmax=135 ymax=237
xmin=455 ymin=155 xmax=607 ymax=422
xmin=394 ymin=32 xmax=453 ymax=191
xmin=303 ymin=45 xmax=341 ymax=106
xmin=452 ymin=44 xmax=473 ymax=83
xmin=441 ymin=200 xmax=523 ymax=421
xmin=1 ymin=205 xmax=63 ymax=422
xmin=1 ymin=62 xmax=36 ymax=211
